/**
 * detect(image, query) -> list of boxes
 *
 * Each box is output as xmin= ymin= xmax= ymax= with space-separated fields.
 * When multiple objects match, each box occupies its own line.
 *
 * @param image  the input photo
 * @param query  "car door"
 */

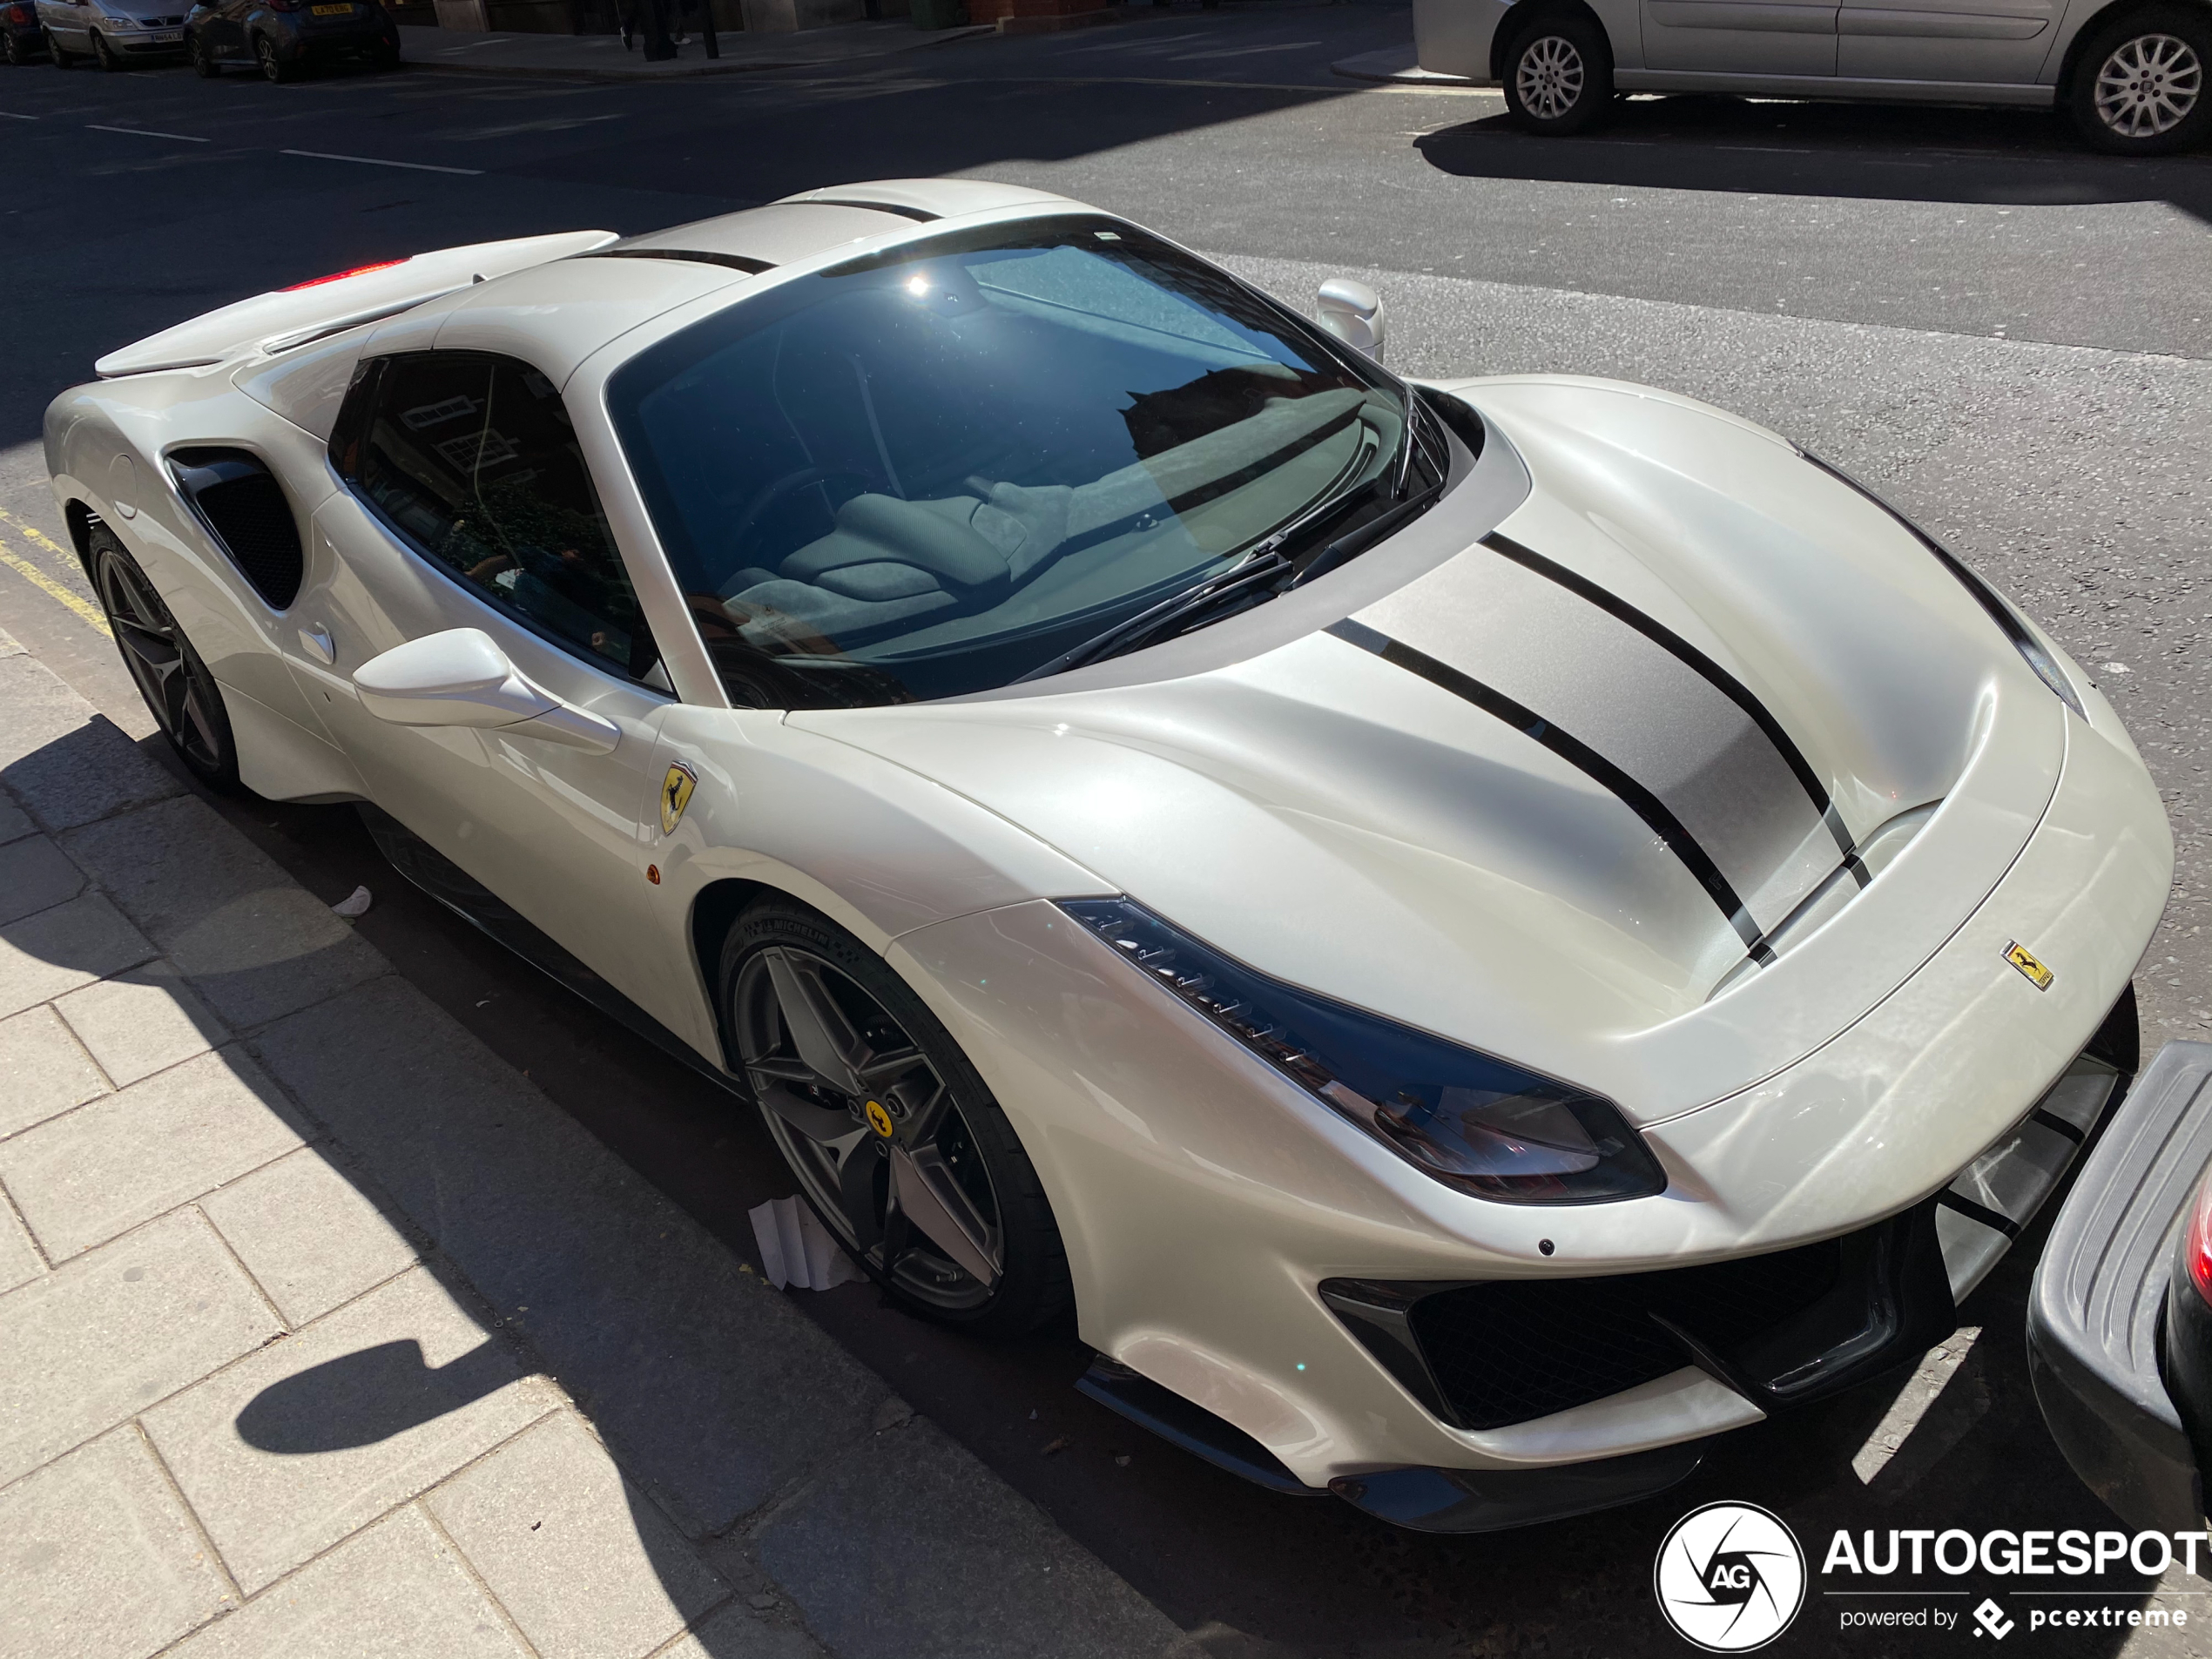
xmin=41 ymin=0 xmax=90 ymax=49
xmin=203 ymin=0 xmax=246 ymax=57
xmin=293 ymin=347 xmax=680 ymax=1022
xmin=1835 ymin=0 xmax=2060 ymax=80
xmin=1641 ymin=0 xmax=1838 ymax=72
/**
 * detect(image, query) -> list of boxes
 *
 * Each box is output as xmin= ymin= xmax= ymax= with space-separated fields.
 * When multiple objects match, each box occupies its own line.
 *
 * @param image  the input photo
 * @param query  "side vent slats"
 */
xmin=166 ymin=448 xmax=303 ymax=610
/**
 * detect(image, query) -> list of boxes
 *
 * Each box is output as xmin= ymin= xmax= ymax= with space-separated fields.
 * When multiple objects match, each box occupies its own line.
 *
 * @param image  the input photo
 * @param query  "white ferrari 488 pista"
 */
xmin=46 ymin=179 xmax=2171 ymax=1532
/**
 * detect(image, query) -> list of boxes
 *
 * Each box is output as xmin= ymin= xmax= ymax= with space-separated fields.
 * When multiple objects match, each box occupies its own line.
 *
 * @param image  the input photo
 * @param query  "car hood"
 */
xmin=792 ymin=377 xmax=2067 ymax=1125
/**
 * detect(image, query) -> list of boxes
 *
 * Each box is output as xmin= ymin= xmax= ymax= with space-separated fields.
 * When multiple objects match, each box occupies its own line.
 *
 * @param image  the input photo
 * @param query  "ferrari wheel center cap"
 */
xmin=864 ymin=1099 xmax=897 ymax=1138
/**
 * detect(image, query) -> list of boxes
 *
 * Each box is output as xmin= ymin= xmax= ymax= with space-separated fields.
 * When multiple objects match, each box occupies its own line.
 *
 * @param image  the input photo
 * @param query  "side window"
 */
xmin=338 ymin=351 xmax=658 ymax=680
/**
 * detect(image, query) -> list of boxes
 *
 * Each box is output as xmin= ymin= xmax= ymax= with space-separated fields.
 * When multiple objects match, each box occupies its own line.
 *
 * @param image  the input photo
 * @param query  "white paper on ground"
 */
xmin=747 ymin=1196 xmax=862 ymax=1291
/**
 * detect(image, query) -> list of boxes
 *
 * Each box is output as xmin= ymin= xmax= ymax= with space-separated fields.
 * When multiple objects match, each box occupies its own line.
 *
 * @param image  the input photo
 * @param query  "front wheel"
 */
xmin=188 ymin=32 xmax=220 ymax=76
xmin=1502 ymin=12 xmax=1615 ymax=135
xmin=91 ymin=29 xmax=121 ymax=69
xmin=2068 ymin=7 xmax=2211 ymax=154
xmin=721 ymin=896 xmax=1073 ymax=1336
xmin=256 ymin=34 xmax=295 ymax=81
xmin=87 ymin=525 xmax=241 ymax=793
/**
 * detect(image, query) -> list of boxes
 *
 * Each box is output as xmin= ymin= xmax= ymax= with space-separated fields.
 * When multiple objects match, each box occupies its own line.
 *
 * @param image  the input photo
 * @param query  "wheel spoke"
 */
xmin=755 ymin=1082 xmax=862 ymax=1145
xmin=892 ymin=1077 xmax=952 ymax=1145
xmin=763 ymin=949 xmax=870 ymax=1096
xmin=855 ymin=1042 xmax=928 ymax=1089
xmin=889 ymin=1143 xmax=1000 ymax=1287
xmin=833 ymin=1138 xmax=884 ymax=1251
xmin=745 ymin=1052 xmax=818 ymax=1084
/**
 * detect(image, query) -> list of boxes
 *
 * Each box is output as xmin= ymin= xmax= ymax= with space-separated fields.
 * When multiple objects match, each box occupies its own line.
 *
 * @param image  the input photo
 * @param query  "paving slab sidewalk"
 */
xmin=0 ymin=620 xmax=1191 ymax=1659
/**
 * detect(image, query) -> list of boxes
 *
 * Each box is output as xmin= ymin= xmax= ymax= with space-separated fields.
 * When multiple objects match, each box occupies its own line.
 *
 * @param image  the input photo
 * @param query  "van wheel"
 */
xmin=1503 ymin=12 xmax=1615 ymax=135
xmin=2068 ymin=6 xmax=2211 ymax=154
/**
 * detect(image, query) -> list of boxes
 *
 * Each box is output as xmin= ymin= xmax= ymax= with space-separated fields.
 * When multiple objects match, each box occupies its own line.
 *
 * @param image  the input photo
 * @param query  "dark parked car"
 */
xmin=184 ymin=0 xmax=397 ymax=80
xmin=2030 ymin=1040 xmax=2212 ymax=1530
xmin=2 ymin=0 xmax=47 ymax=62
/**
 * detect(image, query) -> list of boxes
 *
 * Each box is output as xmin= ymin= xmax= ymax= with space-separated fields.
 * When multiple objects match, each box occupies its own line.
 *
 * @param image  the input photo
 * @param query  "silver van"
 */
xmin=1413 ymin=0 xmax=2208 ymax=152
xmin=37 ymin=0 xmax=187 ymax=67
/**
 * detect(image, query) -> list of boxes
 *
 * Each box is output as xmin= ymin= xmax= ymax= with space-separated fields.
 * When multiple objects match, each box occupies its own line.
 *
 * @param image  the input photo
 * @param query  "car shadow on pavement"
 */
xmin=1416 ymin=95 xmax=2212 ymax=220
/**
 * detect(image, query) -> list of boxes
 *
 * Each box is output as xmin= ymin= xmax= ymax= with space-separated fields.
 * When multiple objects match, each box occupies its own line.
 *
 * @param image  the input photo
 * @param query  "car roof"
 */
xmin=614 ymin=179 xmax=1079 ymax=270
xmin=418 ymin=179 xmax=1089 ymax=383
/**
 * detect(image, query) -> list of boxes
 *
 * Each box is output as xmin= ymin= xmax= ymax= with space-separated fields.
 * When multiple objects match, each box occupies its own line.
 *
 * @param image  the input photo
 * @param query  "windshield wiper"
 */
xmin=1015 ymin=549 xmax=1293 ymax=683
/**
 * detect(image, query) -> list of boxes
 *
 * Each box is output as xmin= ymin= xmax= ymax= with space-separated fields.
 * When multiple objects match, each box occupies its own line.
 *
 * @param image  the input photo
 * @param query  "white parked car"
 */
xmin=37 ymin=0 xmax=185 ymax=67
xmin=1413 ymin=0 xmax=2211 ymax=152
xmin=45 ymin=181 xmax=2172 ymax=1530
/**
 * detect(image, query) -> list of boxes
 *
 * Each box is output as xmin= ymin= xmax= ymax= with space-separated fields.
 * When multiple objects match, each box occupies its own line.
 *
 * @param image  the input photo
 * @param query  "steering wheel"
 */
xmin=730 ymin=465 xmax=880 ymax=556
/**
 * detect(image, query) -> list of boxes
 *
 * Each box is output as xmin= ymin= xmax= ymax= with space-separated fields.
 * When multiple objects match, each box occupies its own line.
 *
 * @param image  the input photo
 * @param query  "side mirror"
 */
xmin=352 ymin=629 xmax=618 ymax=754
xmin=1316 ymin=278 xmax=1386 ymax=362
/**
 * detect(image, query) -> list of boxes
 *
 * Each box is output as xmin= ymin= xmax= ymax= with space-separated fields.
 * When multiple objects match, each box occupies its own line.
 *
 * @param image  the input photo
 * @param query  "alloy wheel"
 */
xmin=735 ymin=944 xmax=1003 ymax=1310
xmin=2094 ymin=32 xmax=2202 ymax=137
xmin=3 ymin=30 xmax=23 ymax=64
xmin=92 ymin=545 xmax=226 ymax=774
xmin=1516 ymin=35 xmax=1585 ymax=122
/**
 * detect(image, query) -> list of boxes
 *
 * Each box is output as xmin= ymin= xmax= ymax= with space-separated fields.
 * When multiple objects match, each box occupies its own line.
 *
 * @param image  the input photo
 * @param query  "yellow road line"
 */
xmin=0 ymin=541 xmax=111 ymax=637
xmin=0 ymin=507 xmax=75 ymax=560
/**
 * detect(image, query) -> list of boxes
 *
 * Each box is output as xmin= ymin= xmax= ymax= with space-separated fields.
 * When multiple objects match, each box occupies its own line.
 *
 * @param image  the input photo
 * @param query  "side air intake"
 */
xmin=167 ymin=448 xmax=304 ymax=610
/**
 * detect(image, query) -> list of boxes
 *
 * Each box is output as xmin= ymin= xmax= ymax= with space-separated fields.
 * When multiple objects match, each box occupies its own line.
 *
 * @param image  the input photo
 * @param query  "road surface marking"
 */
xmin=87 ymin=124 xmax=211 ymax=142
xmin=0 ymin=509 xmax=75 ymax=561
xmin=282 ymin=148 xmax=482 ymax=175
xmin=0 ymin=539 xmax=111 ymax=637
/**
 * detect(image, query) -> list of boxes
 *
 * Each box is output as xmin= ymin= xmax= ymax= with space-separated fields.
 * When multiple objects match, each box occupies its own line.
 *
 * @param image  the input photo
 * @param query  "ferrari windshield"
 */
xmin=607 ymin=217 xmax=1424 ymax=708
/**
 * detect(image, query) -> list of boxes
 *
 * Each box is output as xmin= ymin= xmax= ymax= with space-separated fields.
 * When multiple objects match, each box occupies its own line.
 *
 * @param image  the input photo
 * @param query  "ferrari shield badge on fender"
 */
xmin=2005 ymin=941 xmax=2054 ymax=991
xmin=659 ymin=763 xmax=698 ymax=837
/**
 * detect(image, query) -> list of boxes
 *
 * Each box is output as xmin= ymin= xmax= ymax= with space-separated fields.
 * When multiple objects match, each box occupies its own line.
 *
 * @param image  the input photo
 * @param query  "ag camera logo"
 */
xmin=1655 ymin=1502 xmax=1807 ymax=1651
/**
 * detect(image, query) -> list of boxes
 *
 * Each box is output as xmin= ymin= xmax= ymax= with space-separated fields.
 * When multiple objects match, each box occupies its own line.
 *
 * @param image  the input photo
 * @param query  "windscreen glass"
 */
xmin=607 ymin=218 xmax=1415 ymax=707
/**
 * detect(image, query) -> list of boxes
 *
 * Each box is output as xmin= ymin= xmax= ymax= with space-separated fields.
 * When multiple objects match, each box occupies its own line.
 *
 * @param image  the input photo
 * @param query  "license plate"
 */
xmin=309 ymin=5 xmax=352 ymax=14
xmin=152 ymin=28 xmax=180 ymax=37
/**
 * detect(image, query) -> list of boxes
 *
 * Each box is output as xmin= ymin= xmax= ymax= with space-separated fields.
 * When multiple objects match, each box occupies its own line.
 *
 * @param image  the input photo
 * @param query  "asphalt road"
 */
xmin=2 ymin=10 xmax=2210 ymax=1653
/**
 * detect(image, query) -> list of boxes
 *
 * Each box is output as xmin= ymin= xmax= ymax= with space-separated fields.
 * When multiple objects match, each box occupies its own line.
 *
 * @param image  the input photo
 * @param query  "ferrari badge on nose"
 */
xmin=660 ymin=763 xmax=698 ymax=836
xmin=2005 ymin=941 xmax=2054 ymax=991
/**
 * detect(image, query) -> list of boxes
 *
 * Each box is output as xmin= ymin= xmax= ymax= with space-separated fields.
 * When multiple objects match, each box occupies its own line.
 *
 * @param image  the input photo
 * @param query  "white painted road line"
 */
xmin=0 ymin=111 xmax=36 ymax=121
xmin=87 ymin=124 xmax=212 ymax=142
xmin=282 ymin=148 xmax=482 ymax=176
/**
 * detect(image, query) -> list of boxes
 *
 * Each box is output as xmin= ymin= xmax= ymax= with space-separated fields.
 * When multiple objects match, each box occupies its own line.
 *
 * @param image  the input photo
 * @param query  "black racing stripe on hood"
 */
xmin=1480 ymin=531 xmax=1852 ymax=859
xmin=1326 ymin=617 xmax=1770 ymax=958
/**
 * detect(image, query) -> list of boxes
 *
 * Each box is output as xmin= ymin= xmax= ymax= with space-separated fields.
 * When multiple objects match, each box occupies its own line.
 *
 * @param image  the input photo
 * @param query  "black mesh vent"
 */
xmin=1406 ymin=1239 xmax=1843 ymax=1430
xmin=173 ymin=453 xmax=302 ymax=610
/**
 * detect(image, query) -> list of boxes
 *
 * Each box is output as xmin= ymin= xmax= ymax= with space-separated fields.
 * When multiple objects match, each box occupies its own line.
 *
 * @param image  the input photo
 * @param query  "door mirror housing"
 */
xmin=1316 ymin=278 xmax=1386 ymax=361
xmin=352 ymin=628 xmax=619 ymax=753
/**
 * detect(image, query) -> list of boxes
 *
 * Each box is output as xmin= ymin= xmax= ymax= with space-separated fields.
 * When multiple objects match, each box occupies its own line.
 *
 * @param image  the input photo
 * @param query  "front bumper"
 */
xmin=894 ymin=666 xmax=2169 ymax=1495
xmin=2029 ymin=1041 xmax=2212 ymax=1534
xmin=108 ymin=27 xmax=187 ymax=52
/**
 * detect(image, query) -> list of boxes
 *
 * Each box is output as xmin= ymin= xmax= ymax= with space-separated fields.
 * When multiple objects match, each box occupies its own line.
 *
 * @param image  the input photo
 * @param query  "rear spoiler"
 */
xmin=92 ymin=229 xmax=620 ymax=379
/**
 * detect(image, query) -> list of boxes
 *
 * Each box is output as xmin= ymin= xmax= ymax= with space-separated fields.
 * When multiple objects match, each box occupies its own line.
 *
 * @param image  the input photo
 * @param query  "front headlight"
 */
xmin=1800 ymin=450 xmax=2085 ymax=719
xmin=1062 ymin=899 xmax=1666 ymax=1204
